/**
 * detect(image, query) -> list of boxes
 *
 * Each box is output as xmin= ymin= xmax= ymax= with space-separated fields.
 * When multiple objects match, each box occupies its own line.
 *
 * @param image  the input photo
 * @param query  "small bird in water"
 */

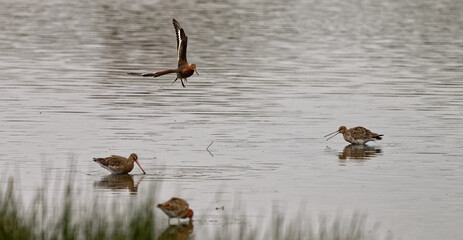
xmin=157 ymin=197 xmax=194 ymax=224
xmin=128 ymin=18 xmax=198 ymax=88
xmin=93 ymin=153 xmax=146 ymax=174
xmin=325 ymin=126 xmax=383 ymax=145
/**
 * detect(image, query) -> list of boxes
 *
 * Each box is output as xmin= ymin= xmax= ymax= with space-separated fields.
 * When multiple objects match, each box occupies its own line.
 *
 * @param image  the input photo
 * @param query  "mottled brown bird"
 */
xmin=93 ymin=153 xmax=146 ymax=174
xmin=157 ymin=197 xmax=194 ymax=223
xmin=128 ymin=18 xmax=198 ymax=88
xmin=325 ymin=126 xmax=383 ymax=145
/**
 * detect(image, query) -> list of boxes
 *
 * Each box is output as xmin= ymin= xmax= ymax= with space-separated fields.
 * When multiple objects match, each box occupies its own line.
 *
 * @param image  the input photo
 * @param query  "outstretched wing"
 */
xmin=173 ymin=18 xmax=188 ymax=67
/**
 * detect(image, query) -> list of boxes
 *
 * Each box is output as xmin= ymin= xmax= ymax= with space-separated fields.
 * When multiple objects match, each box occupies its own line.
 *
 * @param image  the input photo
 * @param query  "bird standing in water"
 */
xmin=325 ymin=126 xmax=383 ymax=145
xmin=93 ymin=153 xmax=146 ymax=174
xmin=128 ymin=18 xmax=198 ymax=87
xmin=157 ymin=197 xmax=194 ymax=224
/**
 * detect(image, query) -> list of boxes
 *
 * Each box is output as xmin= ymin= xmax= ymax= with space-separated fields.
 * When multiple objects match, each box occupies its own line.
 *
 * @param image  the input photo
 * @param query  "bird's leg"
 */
xmin=180 ymin=79 xmax=186 ymax=88
xmin=172 ymin=78 xmax=178 ymax=85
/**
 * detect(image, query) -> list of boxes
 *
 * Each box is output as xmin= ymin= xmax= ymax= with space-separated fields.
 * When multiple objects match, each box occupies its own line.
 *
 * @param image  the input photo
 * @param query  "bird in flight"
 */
xmin=128 ymin=18 xmax=198 ymax=88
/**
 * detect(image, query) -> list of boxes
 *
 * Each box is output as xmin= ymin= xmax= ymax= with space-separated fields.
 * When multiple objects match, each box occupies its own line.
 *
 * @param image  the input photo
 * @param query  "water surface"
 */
xmin=1 ymin=0 xmax=463 ymax=239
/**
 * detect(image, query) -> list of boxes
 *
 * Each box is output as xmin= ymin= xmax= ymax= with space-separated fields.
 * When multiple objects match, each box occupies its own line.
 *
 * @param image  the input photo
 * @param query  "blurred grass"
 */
xmin=0 ymin=179 xmax=157 ymax=240
xmin=213 ymin=207 xmax=387 ymax=240
xmin=0 ymin=178 xmax=391 ymax=240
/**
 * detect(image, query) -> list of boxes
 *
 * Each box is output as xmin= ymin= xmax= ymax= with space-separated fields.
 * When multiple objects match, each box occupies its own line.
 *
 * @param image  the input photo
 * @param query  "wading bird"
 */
xmin=128 ymin=18 xmax=198 ymax=87
xmin=325 ymin=126 xmax=383 ymax=145
xmin=93 ymin=153 xmax=146 ymax=174
xmin=157 ymin=197 xmax=194 ymax=224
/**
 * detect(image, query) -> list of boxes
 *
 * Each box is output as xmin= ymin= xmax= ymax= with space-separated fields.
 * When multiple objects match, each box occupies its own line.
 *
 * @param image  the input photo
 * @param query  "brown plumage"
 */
xmin=325 ymin=126 xmax=383 ymax=145
xmin=93 ymin=153 xmax=146 ymax=174
xmin=127 ymin=18 xmax=198 ymax=88
xmin=157 ymin=197 xmax=194 ymax=223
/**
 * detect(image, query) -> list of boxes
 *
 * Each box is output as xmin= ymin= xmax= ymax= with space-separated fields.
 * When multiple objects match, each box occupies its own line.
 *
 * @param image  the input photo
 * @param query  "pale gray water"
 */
xmin=1 ymin=0 xmax=463 ymax=239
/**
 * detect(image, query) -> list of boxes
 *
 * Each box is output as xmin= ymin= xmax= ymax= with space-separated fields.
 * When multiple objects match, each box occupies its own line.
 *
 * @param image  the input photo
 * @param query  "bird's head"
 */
xmin=338 ymin=126 xmax=348 ymax=134
xmin=190 ymin=64 xmax=199 ymax=75
xmin=129 ymin=153 xmax=138 ymax=161
xmin=324 ymin=126 xmax=348 ymax=141
xmin=186 ymin=209 xmax=194 ymax=221
xmin=130 ymin=153 xmax=146 ymax=174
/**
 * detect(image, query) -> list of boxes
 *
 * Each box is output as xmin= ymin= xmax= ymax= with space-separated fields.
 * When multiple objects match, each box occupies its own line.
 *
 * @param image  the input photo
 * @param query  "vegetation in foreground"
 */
xmin=0 ymin=179 xmax=391 ymax=240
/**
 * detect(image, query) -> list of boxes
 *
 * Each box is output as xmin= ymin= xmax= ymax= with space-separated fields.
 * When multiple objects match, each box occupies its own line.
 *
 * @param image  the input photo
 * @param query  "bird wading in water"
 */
xmin=157 ymin=197 xmax=194 ymax=224
xmin=325 ymin=126 xmax=383 ymax=145
xmin=93 ymin=153 xmax=146 ymax=174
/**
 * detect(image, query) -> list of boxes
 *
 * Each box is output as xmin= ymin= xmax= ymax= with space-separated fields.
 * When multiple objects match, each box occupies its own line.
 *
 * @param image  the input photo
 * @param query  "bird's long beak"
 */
xmin=324 ymin=130 xmax=340 ymax=141
xmin=195 ymin=70 xmax=199 ymax=75
xmin=135 ymin=160 xmax=146 ymax=174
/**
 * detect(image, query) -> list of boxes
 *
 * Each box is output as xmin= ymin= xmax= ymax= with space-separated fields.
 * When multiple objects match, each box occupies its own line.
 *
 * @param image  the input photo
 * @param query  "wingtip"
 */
xmin=141 ymin=73 xmax=156 ymax=77
xmin=127 ymin=72 xmax=142 ymax=76
xmin=173 ymin=18 xmax=182 ymax=32
xmin=173 ymin=18 xmax=180 ymax=27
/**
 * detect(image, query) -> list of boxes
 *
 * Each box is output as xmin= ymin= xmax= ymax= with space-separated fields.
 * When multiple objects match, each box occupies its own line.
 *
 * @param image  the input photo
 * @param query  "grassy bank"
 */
xmin=0 ymin=179 xmax=390 ymax=240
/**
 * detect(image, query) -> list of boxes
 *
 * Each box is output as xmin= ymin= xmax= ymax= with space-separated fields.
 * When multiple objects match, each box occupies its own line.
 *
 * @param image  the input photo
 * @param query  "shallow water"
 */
xmin=1 ymin=0 xmax=463 ymax=239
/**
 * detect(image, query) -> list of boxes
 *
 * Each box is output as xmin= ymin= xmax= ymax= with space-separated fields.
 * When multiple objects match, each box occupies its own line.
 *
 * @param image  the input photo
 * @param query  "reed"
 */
xmin=0 ymin=179 xmax=390 ymax=240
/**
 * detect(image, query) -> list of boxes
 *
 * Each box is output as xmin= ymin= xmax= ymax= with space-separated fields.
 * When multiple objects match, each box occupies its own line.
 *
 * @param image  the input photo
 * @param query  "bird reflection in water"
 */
xmin=338 ymin=144 xmax=382 ymax=161
xmin=157 ymin=223 xmax=193 ymax=240
xmin=93 ymin=174 xmax=144 ymax=194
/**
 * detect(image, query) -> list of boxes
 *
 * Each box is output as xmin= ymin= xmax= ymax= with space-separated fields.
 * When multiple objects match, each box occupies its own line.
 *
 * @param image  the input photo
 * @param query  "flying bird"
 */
xmin=128 ymin=18 xmax=198 ymax=87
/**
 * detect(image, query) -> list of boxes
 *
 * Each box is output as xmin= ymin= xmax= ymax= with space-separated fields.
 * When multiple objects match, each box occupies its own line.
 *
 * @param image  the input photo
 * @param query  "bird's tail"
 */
xmin=374 ymin=134 xmax=383 ymax=140
xmin=141 ymin=69 xmax=177 ymax=77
